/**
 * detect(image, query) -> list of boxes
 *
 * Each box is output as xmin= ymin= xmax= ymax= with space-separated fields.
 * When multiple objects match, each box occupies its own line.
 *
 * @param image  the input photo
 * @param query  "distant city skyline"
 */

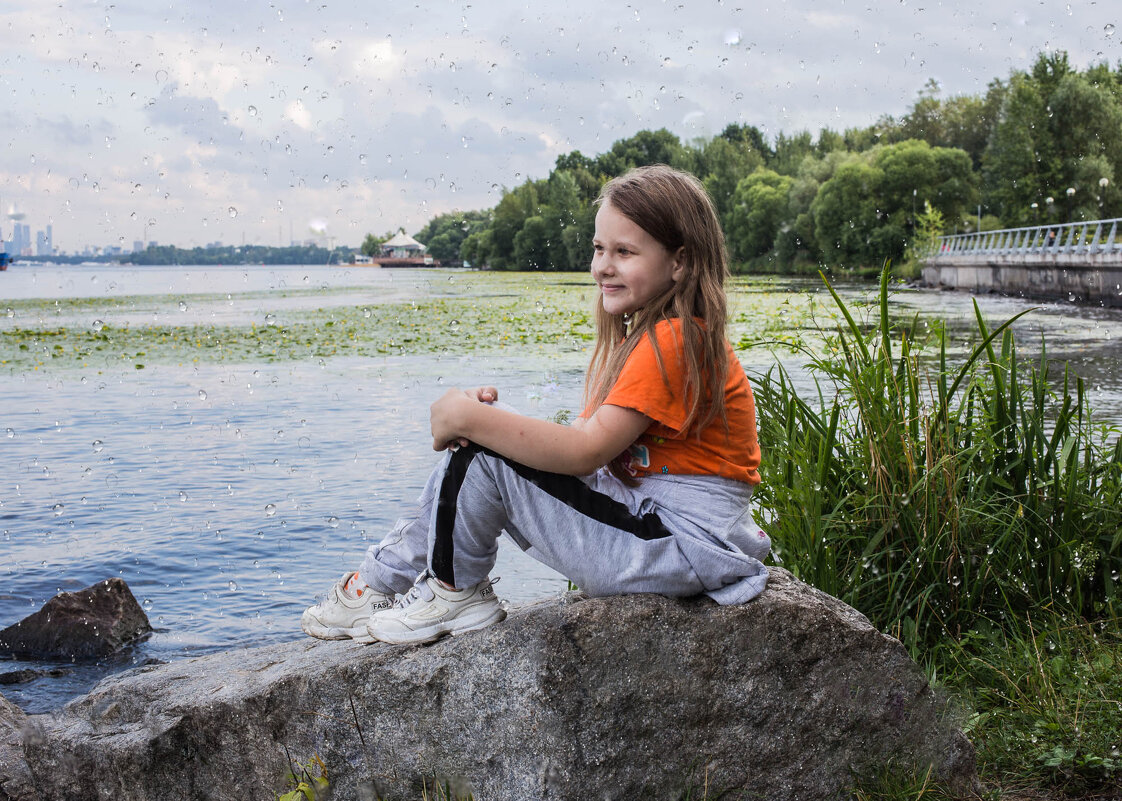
xmin=2 ymin=1 xmax=1119 ymax=253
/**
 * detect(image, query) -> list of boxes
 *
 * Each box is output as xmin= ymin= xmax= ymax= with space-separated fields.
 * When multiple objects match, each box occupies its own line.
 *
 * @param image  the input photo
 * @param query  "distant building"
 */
xmin=36 ymin=225 xmax=53 ymax=256
xmin=380 ymin=232 xmax=427 ymax=259
xmin=133 ymin=240 xmax=144 ymax=253
xmin=5 ymin=223 xmax=31 ymax=256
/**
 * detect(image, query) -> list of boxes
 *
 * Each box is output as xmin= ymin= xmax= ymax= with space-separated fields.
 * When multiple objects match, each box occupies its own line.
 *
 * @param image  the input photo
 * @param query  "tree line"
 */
xmin=405 ymin=51 xmax=1122 ymax=275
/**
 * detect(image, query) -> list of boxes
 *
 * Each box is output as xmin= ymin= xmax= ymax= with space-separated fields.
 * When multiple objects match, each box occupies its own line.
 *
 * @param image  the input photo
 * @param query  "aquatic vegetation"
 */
xmin=0 ymin=271 xmax=825 ymax=372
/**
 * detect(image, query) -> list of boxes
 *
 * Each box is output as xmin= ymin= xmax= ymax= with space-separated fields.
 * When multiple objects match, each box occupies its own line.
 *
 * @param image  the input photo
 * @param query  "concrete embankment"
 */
xmin=923 ymin=253 xmax=1122 ymax=307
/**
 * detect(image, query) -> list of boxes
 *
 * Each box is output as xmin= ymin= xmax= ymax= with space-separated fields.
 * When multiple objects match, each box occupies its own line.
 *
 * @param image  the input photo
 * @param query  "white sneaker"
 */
xmin=366 ymin=571 xmax=506 ymax=645
xmin=301 ymin=571 xmax=393 ymax=642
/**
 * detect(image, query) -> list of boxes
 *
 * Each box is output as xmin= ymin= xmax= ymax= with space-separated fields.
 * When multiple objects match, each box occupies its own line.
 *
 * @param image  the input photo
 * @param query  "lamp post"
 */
xmin=1099 ymin=177 xmax=1109 ymax=211
xmin=1065 ymin=187 xmax=1076 ymax=222
xmin=1030 ymin=202 xmax=1039 ymax=224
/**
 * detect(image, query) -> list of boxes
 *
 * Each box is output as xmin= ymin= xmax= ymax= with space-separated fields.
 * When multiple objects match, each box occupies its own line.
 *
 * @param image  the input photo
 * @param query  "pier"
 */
xmin=922 ymin=218 xmax=1122 ymax=307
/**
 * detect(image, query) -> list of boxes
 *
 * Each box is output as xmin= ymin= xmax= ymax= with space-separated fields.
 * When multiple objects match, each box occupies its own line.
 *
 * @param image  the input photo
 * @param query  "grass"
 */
xmin=749 ymin=265 xmax=1122 ymax=799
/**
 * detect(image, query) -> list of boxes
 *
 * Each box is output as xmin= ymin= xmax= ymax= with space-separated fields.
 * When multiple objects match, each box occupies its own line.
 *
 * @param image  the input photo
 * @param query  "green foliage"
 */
xmin=121 ymin=243 xmax=352 ymax=266
xmin=752 ymin=265 xmax=1122 ymax=654
xmin=277 ymin=754 xmax=329 ymax=801
xmin=725 ymin=169 xmax=794 ymax=261
xmin=414 ymin=210 xmax=491 ymax=262
xmin=360 ymin=232 xmax=391 ymax=257
xmin=900 ymin=201 xmax=945 ymax=279
xmin=938 ymin=613 xmax=1122 ymax=795
xmin=409 ymin=50 xmax=1122 ymax=276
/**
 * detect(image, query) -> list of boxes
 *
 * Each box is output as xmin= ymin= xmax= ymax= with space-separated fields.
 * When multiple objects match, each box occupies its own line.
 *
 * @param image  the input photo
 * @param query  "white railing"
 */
xmin=932 ymin=218 xmax=1122 ymax=258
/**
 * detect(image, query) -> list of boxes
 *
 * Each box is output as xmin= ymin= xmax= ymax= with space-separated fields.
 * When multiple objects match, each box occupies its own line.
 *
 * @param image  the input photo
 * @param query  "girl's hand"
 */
xmin=430 ymin=387 xmax=499 ymax=450
xmin=468 ymin=386 xmax=498 ymax=404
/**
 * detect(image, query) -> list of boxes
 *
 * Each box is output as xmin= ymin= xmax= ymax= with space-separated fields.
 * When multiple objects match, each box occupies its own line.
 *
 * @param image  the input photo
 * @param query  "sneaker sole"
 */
xmin=367 ymin=605 xmax=507 ymax=645
xmin=301 ymin=622 xmax=376 ymax=643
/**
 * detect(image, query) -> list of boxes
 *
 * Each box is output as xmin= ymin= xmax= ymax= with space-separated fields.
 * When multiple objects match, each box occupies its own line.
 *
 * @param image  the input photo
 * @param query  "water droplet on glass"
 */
xmin=264 ymin=503 xmax=277 ymax=517
xmin=228 ymin=206 xmax=238 ymax=219
xmin=92 ymin=319 xmax=104 ymax=332
xmin=52 ymin=503 xmax=64 ymax=516
xmin=178 ymin=301 xmax=188 ymax=312
xmin=449 ymin=319 xmax=460 ymax=331
xmin=265 ymin=313 xmax=277 ymax=326
xmin=143 ymin=598 xmax=153 ymax=609
xmin=5 ymin=428 xmax=13 ymax=439
xmin=724 ymin=29 xmax=741 ymax=46
xmin=363 ymin=308 xmax=372 ymax=318
xmin=228 ymin=580 xmax=238 ymax=592
xmin=5 ymin=308 xmax=12 ymax=318
xmin=179 ymin=490 xmax=188 ymax=502
xmin=92 ymin=439 xmax=104 ymax=452
xmin=1106 ymin=23 xmax=1116 ymax=37
xmin=248 ymin=105 xmax=258 ymax=116
xmin=327 ymin=516 xmax=339 ymax=528
xmin=198 ymin=389 xmax=208 ymax=400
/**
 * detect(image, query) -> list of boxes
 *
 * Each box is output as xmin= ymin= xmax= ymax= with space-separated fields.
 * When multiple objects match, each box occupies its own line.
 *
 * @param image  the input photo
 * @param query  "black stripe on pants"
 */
xmin=431 ymin=444 xmax=672 ymax=587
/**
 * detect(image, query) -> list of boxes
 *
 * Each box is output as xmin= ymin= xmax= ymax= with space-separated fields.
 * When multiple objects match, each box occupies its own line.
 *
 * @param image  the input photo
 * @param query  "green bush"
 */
xmin=751 ymin=265 xmax=1122 ymax=654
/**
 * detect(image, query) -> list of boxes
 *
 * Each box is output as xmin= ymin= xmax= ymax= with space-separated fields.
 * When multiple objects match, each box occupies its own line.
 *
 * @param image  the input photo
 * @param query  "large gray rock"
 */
xmin=15 ymin=568 xmax=975 ymax=800
xmin=0 ymin=692 xmax=38 ymax=801
xmin=0 ymin=578 xmax=151 ymax=660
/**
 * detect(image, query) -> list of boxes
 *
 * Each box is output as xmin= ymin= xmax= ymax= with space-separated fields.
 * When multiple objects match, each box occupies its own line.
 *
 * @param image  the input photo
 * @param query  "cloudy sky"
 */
xmin=1 ymin=0 xmax=1118 ymax=253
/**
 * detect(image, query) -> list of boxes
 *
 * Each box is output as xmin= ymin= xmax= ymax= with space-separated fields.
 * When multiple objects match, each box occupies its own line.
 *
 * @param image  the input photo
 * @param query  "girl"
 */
xmin=301 ymin=164 xmax=770 ymax=645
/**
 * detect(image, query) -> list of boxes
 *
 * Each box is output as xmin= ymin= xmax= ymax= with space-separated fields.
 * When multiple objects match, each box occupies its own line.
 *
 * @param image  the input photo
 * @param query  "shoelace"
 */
xmin=392 ymin=573 xmax=501 ymax=609
xmin=394 ymin=573 xmax=436 ymax=609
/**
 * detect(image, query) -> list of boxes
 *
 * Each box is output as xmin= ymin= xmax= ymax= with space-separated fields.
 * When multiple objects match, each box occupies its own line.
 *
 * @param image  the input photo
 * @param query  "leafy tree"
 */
xmin=725 ymin=169 xmax=794 ymax=261
xmin=413 ymin=210 xmax=491 ymax=262
xmin=811 ymin=160 xmax=885 ymax=268
xmin=698 ymin=136 xmax=765 ymax=220
xmin=718 ymin=123 xmax=772 ymax=161
xmin=360 ymin=233 xmax=388 ymax=257
xmin=595 ymin=128 xmax=686 ymax=175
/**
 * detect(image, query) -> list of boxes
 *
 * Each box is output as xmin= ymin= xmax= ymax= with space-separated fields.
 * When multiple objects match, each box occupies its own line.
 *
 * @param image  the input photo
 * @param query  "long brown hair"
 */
xmin=585 ymin=164 xmax=730 ymax=439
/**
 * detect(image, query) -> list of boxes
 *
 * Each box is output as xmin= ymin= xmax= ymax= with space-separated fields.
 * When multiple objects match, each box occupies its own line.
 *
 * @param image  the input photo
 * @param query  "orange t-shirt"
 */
xmin=589 ymin=319 xmax=762 ymax=485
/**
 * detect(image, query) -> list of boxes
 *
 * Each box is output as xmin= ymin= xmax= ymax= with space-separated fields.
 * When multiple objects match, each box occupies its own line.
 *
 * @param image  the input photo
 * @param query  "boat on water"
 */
xmin=0 ymin=252 xmax=12 ymax=270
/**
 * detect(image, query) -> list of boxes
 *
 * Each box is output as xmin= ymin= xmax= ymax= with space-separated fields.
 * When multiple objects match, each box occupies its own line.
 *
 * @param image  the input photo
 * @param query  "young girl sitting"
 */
xmin=302 ymin=164 xmax=771 ymax=645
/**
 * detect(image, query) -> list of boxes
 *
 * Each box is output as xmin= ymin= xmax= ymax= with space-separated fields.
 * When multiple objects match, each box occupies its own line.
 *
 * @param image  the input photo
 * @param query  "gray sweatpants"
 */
xmin=359 ymin=445 xmax=771 ymax=605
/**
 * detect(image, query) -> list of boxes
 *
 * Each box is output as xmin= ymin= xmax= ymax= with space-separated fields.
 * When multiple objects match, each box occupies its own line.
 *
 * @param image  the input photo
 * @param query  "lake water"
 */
xmin=3 ymin=264 xmax=1122 ymax=712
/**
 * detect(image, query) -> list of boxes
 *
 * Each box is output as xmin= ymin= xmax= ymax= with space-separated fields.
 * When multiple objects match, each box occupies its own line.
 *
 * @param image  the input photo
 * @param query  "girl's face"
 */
xmin=591 ymin=201 xmax=684 ymax=316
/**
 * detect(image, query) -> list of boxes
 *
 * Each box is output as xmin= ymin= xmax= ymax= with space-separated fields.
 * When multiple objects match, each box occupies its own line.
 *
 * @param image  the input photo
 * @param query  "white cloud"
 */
xmin=3 ymin=0 xmax=1121 ymax=252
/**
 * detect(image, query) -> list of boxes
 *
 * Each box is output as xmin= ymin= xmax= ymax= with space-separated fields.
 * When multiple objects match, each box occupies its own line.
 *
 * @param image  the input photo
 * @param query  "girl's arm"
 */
xmin=430 ymin=387 xmax=648 ymax=476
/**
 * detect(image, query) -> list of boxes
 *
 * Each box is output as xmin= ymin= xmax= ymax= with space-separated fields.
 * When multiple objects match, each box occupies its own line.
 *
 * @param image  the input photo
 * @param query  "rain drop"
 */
xmin=228 ymin=206 xmax=238 ymax=219
xmin=327 ymin=516 xmax=340 ymax=528
xmin=248 ymin=105 xmax=258 ymax=116
xmin=265 ymin=313 xmax=277 ymax=326
xmin=228 ymin=580 xmax=238 ymax=592
xmin=198 ymin=389 xmax=208 ymax=400
xmin=1106 ymin=23 xmax=1116 ymax=37
xmin=92 ymin=319 xmax=104 ymax=332
xmin=52 ymin=503 xmax=65 ymax=516
xmin=5 ymin=428 xmax=13 ymax=439
xmin=449 ymin=319 xmax=461 ymax=331
xmin=178 ymin=301 xmax=188 ymax=312
xmin=179 ymin=491 xmax=188 ymax=502
xmin=92 ymin=440 xmax=104 ymax=452
xmin=265 ymin=503 xmax=277 ymax=517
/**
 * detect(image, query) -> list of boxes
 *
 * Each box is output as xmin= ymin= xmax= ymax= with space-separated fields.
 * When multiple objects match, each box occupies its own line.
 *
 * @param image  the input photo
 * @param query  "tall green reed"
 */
xmin=750 ymin=265 xmax=1122 ymax=653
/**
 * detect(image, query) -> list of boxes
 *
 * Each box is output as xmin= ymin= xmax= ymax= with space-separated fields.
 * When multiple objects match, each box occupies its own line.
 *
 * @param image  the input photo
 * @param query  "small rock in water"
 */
xmin=0 ymin=577 xmax=152 ymax=660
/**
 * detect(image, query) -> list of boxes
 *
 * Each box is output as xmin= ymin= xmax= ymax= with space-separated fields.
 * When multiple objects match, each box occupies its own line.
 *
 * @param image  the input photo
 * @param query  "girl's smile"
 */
xmin=591 ymin=202 xmax=684 ymax=316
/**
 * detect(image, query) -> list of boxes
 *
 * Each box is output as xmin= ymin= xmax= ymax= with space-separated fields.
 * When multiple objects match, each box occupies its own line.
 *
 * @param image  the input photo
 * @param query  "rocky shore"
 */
xmin=0 ymin=568 xmax=976 ymax=801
